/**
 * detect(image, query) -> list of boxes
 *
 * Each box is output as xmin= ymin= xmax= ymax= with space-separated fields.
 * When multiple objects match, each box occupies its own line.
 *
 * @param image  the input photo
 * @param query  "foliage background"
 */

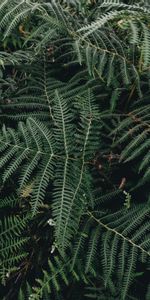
xmin=0 ymin=0 xmax=150 ymax=299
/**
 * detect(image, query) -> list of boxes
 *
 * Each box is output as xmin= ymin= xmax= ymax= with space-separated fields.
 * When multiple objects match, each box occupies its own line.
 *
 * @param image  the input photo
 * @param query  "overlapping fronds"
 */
xmin=112 ymin=104 xmax=150 ymax=184
xmin=0 ymin=118 xmax=55 ymax=214
xmin=0 ymin=214 xmax=29 ymax=283
xmin=30 ymin=257 xmax=73 ymax=299
xmin=1 ymin=61 xmax=100 ymax=122
xmin=0 ymin=89 xmax=100 ymax=249
xmin=0 ymin=1 xmax=150 ymax=299
xmin=1 ymin=0 xmax=150 ymax=89
xmin=71 ymin=205 xmax=150 ymax=300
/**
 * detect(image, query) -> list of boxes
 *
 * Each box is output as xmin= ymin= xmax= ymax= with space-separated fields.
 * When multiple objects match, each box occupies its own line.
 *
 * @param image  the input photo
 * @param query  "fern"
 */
xmin=0 ymin=118 xmax=55 ymax=214
xmin=0 ymin=194 xmax=18 ymax=208
xmin=73 ymin=205 xmax=150 ymax=299
xmin=0 ymin=1 xmax=150 ymax=299
xmin=29 ymin=256 xmax=86 ymax=300
xmin=112 ymin=104 xmax=150 ymax=184
xmin=1 ymin=0 xmax=149 ymax=89
xmin=0 ymin=214 xmax=29 ymax=283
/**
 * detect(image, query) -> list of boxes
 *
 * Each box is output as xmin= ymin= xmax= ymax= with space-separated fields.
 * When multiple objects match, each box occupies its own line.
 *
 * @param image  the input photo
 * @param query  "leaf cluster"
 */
xmin=0 ymin=1 xmax=150 ymax=300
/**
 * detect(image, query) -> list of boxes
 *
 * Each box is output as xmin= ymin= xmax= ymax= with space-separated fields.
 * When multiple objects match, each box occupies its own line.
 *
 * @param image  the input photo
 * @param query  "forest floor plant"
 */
xmin=0 ymin=0 xmax=150 ymax=299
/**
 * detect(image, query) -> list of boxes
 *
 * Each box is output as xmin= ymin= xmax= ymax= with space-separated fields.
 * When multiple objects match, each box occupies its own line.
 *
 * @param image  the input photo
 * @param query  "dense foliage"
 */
xmin=0 ymin=0 xmax=150 ymax=299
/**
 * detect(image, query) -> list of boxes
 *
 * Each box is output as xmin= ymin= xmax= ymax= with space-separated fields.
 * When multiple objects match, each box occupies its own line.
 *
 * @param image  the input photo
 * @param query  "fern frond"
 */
xmin=0 ymin=195 xmax=18 ymax=208
xmin=0 ymin=214 xmax=28 ymax=240
xmin=0 ymin=214 xmax=29 ymax=283
xmin=53 ymin=89 xmax=100 ymax=251
xmin=112 ymin=105 xmax=150 ymax=184
xmin=121 ymin=246 xmax=137 ymax=300
xmin=0 ymin=1 xmax=150 ymax=299
xmin=53 ymin=90 xmax=74 ymax=155
xmin=0 ymin=118 xmax=55 ymax=214
xmin=85 ymin=226 xmax=101 ymax=274
xmin=141 ymin=22 xmax=150 ymax=69
xmin=0 ymin=0 xmax=42 ymax=39
xmin=30 ymin=257 xmax=71 ymax=299
xmin=31 ymin=156 xmax=54 ymax=216
xmin=87 ymin=205 xmax=150 ymax=299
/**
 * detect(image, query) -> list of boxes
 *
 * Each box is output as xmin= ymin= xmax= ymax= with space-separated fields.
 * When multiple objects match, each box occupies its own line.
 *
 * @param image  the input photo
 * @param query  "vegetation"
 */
xmin=0 ymin=0 xmax=150 ymax=299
